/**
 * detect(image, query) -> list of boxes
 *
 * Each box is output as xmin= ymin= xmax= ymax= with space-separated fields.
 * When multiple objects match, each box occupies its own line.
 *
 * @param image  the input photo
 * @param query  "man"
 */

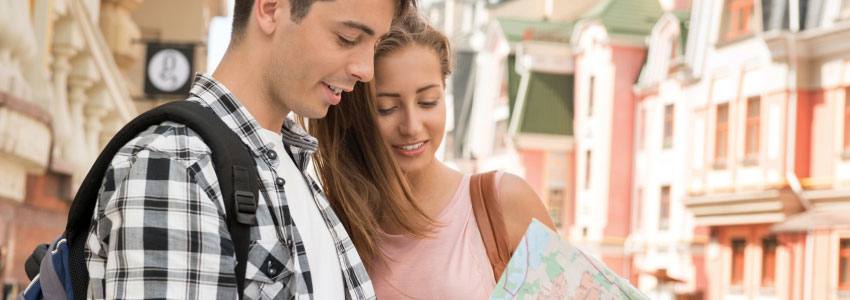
xmin=84 ymin=0 xmax=412 ymax=298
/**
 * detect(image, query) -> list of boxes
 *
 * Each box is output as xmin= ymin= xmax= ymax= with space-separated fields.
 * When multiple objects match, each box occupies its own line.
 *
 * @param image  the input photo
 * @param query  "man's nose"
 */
xmin=348 ymin=48 xmax=375 ymax=82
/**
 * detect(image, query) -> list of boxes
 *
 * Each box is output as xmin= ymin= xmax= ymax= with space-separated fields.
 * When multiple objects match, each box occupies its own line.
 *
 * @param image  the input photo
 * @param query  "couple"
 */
xmin=84 ymin=0 xmax=555 ymax=299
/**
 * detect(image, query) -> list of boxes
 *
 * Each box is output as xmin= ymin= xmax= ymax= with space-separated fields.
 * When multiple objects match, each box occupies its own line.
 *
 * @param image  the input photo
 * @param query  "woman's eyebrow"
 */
xmin=416 ymin=84 xmax=440 ymax=94
xmin=376 ymin=84 xmax=441 ymax=97
xmin=376 ymin=92 xmax=401 ymax=98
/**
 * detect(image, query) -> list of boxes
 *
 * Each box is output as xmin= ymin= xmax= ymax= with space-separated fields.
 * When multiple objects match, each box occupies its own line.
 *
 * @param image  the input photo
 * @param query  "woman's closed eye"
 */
xmin=418 ymin=100 xmax=438 ymax=108
xmin=378 ymin=106 xmax=398 ymax=115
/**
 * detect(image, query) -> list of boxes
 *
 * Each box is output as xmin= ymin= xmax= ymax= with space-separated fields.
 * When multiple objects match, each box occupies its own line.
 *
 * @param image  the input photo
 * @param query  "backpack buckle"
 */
xmin=234 ymin=190 xmax=257 ymax=225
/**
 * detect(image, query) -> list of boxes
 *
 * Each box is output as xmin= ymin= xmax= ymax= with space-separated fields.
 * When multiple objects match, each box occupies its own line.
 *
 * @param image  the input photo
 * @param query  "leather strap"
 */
xmin=470 ymin=171 xmax=511 ymax=281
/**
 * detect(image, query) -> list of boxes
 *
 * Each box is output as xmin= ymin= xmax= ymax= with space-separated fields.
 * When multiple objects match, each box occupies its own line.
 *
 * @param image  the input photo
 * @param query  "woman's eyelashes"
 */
xmin=418 ymin=100 xmax=438 ymax=108
xmin=378 ymin=106 xmax=397 ymax=116
xmin=378 ymin=99 xmax=439 ymax=116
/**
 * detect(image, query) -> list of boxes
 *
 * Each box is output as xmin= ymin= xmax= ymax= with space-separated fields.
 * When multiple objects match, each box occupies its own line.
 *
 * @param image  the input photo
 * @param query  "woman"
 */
xmin=310 ymin=13 xmax=556 ymax=299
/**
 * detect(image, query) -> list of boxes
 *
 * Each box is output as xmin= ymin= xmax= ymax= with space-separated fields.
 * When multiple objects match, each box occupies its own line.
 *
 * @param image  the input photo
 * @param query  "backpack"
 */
xmin=20 ymin=100 xmax=259 ymax=300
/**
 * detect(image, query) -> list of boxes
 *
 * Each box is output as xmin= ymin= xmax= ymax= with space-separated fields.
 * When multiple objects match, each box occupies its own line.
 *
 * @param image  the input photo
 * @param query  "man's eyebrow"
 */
xmin=342 ymin=21 xmax=375 ymax=36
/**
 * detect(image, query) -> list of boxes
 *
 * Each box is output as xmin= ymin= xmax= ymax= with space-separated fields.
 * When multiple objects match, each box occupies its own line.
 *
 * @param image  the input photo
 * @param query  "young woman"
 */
xmin=309 ymin=13 xmax=556 ymax=299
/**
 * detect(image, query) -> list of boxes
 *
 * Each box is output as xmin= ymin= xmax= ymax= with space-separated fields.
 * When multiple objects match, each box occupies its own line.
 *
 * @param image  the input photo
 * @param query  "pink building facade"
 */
xmin=678 ymin=0 xmax=850 ymax=299
xmin=569 ymin=0 xmax=664 ymax=285
xmin=632 ymin=10 xmax=710 ymax=300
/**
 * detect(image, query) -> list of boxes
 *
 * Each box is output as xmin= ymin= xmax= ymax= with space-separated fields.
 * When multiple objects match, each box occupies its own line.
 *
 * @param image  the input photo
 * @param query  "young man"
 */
xmin=83 ymin=0 xmax=412 ymax=298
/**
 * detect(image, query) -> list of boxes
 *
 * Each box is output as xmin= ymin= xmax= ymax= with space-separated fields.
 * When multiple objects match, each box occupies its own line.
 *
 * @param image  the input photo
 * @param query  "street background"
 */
xmin=2 ymin=0 xmax=850 ymax=299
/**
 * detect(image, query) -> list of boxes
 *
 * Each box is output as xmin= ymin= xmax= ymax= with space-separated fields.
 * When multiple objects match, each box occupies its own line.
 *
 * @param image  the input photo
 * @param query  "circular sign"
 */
xmin=147 ymin=49 xmax=191 ymax=92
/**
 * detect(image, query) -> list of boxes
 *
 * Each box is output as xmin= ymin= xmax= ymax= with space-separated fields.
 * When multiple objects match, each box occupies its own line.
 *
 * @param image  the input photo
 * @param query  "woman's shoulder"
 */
xmin=491 ymin=171 xmax=557 ymax=250
xmin=494 ymin=172 xmax=539 ymax=215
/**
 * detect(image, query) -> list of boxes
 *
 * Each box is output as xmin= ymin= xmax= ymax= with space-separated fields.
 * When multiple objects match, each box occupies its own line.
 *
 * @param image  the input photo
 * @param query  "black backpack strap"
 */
xmin=65 ymin=100 xmax=258 ymax=300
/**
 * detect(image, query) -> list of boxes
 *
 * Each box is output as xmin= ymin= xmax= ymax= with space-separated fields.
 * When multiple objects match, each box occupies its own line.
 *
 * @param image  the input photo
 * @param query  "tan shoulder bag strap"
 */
xmin=470 ymin=171 xmax=512 ymax=281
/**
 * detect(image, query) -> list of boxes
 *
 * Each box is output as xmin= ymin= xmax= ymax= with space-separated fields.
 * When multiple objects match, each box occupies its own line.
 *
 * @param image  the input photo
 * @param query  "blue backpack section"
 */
xmin=20 ymin=237 xmax=74 ymax=300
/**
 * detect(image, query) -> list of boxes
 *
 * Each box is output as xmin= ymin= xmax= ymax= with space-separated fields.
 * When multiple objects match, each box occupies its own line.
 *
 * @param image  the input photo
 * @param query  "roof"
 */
xmin=771 ymin=207 xmax=850 ymax=232
xmin=636 ymin=10 xmax=691 ymax=86
xmin=580 ymin=0 xmax=664 ymax=37
xmin=509 ymin=71 xmax=574 ymax=136
xmin=495 ymin=17 xmax=574 ymax=44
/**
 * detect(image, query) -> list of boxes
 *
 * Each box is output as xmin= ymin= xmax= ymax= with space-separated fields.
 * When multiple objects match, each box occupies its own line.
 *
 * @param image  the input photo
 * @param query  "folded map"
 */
xmin=490 ymin=220 xmax=649 ymax=299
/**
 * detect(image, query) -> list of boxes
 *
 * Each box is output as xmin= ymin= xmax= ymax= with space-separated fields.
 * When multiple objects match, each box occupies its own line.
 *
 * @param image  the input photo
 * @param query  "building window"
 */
xmin=663 ymin=104 xmax=674 ymax=149
xmin=761 ymin=236 xmax=777 ymax=286
xmin=547 ymin=188 xmax=564 ymax=227
xmin=584 ymin=151 xmax=592 ymax=190
xmin=731 ymin=238 xmax=747 ymax=285
xmin=659 ymin=186 xmax=671 ymax=230
xmin=721 ymin=0 xmax=757 ymax=42
xmin=844 ymin=87 xmax=850 ymax=154
xmin=840 ymin=239 xmax=850 ymax=291
xmin=745 ymin=97 xmax=761 ymax=162
xmin=588 ymin=76 xmax=595 ymax=117
xmin=715 ymin=103 xmax=730 ymax=168
xmin=634 ymin=188 xmax=643 ymax=232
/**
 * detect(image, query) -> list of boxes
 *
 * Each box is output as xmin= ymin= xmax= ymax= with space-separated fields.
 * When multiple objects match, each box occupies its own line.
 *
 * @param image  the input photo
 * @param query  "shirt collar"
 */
xmin=187 ymin=74 xmax=318 ymax=167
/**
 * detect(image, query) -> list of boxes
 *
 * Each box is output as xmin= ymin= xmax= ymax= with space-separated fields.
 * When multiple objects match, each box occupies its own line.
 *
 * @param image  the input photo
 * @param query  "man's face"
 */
xmin=265 ymin=0 xmax=395 ymax=119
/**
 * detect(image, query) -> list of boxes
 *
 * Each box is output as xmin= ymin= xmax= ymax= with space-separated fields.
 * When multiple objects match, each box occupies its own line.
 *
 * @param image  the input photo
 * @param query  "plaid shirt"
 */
xmin=84 ymin=74 xmax=375 ymax=299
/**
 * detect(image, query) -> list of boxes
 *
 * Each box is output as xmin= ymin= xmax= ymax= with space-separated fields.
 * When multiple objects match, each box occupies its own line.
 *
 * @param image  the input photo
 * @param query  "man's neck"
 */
xmin=212 ymin=48 xmax=290 ymax=132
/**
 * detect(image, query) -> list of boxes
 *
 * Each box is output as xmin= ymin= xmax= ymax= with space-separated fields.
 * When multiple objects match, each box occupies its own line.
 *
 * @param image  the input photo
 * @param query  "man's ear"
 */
xmin=254 ymin=0 xmax=289 ymax=36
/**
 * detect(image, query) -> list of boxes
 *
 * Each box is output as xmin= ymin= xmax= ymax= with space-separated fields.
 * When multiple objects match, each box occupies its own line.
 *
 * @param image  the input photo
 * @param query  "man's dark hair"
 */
xmin=231 ymin=0 xmax=415 ymax=43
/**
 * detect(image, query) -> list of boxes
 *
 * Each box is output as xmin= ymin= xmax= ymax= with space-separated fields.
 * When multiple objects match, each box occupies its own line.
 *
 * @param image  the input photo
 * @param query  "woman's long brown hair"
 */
xmin=308 ymin=83 xmax=431 ymax=268
xmin=308 ymin=12 xmax=452 ymax=268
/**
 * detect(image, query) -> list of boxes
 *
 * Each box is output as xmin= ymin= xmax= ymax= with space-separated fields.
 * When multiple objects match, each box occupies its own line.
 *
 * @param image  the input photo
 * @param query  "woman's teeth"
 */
xmin=400 ymin=142 xmax=424 ymax=151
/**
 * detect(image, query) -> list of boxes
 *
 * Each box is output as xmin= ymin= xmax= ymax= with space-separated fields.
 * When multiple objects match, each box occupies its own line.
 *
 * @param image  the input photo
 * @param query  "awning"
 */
xmin=508 ymin=71 xmax=574 ymax=137
xmin=771 ymin=208 xmax=850 ymax=233
xmin=647 ymin=268 xmax=685 ymax=284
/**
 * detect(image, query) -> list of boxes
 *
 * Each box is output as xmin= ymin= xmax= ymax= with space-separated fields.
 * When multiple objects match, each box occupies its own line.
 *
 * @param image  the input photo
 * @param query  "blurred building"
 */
xmin=632 ymin=5 xmax=709 ymax=300
xmin=500 ymin=17 xmax=575 ymax=238
xmin=436 ymin=0 xmax=699 ymax=293
xmin=677 ymin=0 xmax=850 ymax=299
xmin=0 ymin=0 xmax=225 ymax=296
xmin=569 ymin=0 xmax=665 ymax=290
xmin=430 ymin=0 xmax=582 ymax=239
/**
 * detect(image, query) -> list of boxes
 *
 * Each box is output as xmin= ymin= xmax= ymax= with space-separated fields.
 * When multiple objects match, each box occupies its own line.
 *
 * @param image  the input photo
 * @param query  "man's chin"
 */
xmin=296 ymin=106 xmax=330 ymax=120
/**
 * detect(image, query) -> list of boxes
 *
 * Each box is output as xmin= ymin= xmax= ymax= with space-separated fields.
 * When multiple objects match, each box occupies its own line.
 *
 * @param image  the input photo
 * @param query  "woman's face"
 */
xmin=373 ymin=45 xmax=446 ymax=174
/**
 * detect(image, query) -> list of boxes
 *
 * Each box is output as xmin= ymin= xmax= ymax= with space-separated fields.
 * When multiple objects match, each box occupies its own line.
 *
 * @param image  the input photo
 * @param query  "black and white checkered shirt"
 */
xmin=84 ymin=74 xmax=375 ymax=299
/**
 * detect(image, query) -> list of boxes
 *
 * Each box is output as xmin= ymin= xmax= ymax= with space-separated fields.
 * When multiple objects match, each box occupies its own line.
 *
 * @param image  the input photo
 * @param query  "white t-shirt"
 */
xmin=258 ymin=128 xmax=344 ymax=300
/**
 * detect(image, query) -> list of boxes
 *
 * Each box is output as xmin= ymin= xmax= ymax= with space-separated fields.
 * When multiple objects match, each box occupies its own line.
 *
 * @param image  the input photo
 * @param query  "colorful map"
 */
xmin=490 ymin=220 xmax=648 ymax=300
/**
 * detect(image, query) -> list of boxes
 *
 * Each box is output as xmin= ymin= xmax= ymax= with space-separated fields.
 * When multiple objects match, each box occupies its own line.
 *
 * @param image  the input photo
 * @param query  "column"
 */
xmin=67 ymin=54 xmax=98 ymax=168
xmin=84 ymin=86 xmax=113 ymax=158
xmin=49 ymin=15 xmax=83 ymax=165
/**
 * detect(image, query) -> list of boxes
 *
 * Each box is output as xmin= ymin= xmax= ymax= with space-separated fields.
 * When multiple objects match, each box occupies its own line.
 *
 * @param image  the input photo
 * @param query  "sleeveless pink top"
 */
xmin=371 ymin=173 xmax=502 ymax=300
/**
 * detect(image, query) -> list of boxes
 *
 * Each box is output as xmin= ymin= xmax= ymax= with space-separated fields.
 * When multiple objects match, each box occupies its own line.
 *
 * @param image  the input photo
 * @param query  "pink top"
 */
xmin=371 ymin=173 xmax=503 ymax=300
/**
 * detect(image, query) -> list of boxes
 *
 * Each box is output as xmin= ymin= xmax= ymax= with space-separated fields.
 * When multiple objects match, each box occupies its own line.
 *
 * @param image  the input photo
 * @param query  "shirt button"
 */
xmin=275 ymin=177 xmax=285 ymax=187
xmin=266 ymin=150 xmax=278 ymax=160
xmin=267 ymin=261 xmax=278 ymax=277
